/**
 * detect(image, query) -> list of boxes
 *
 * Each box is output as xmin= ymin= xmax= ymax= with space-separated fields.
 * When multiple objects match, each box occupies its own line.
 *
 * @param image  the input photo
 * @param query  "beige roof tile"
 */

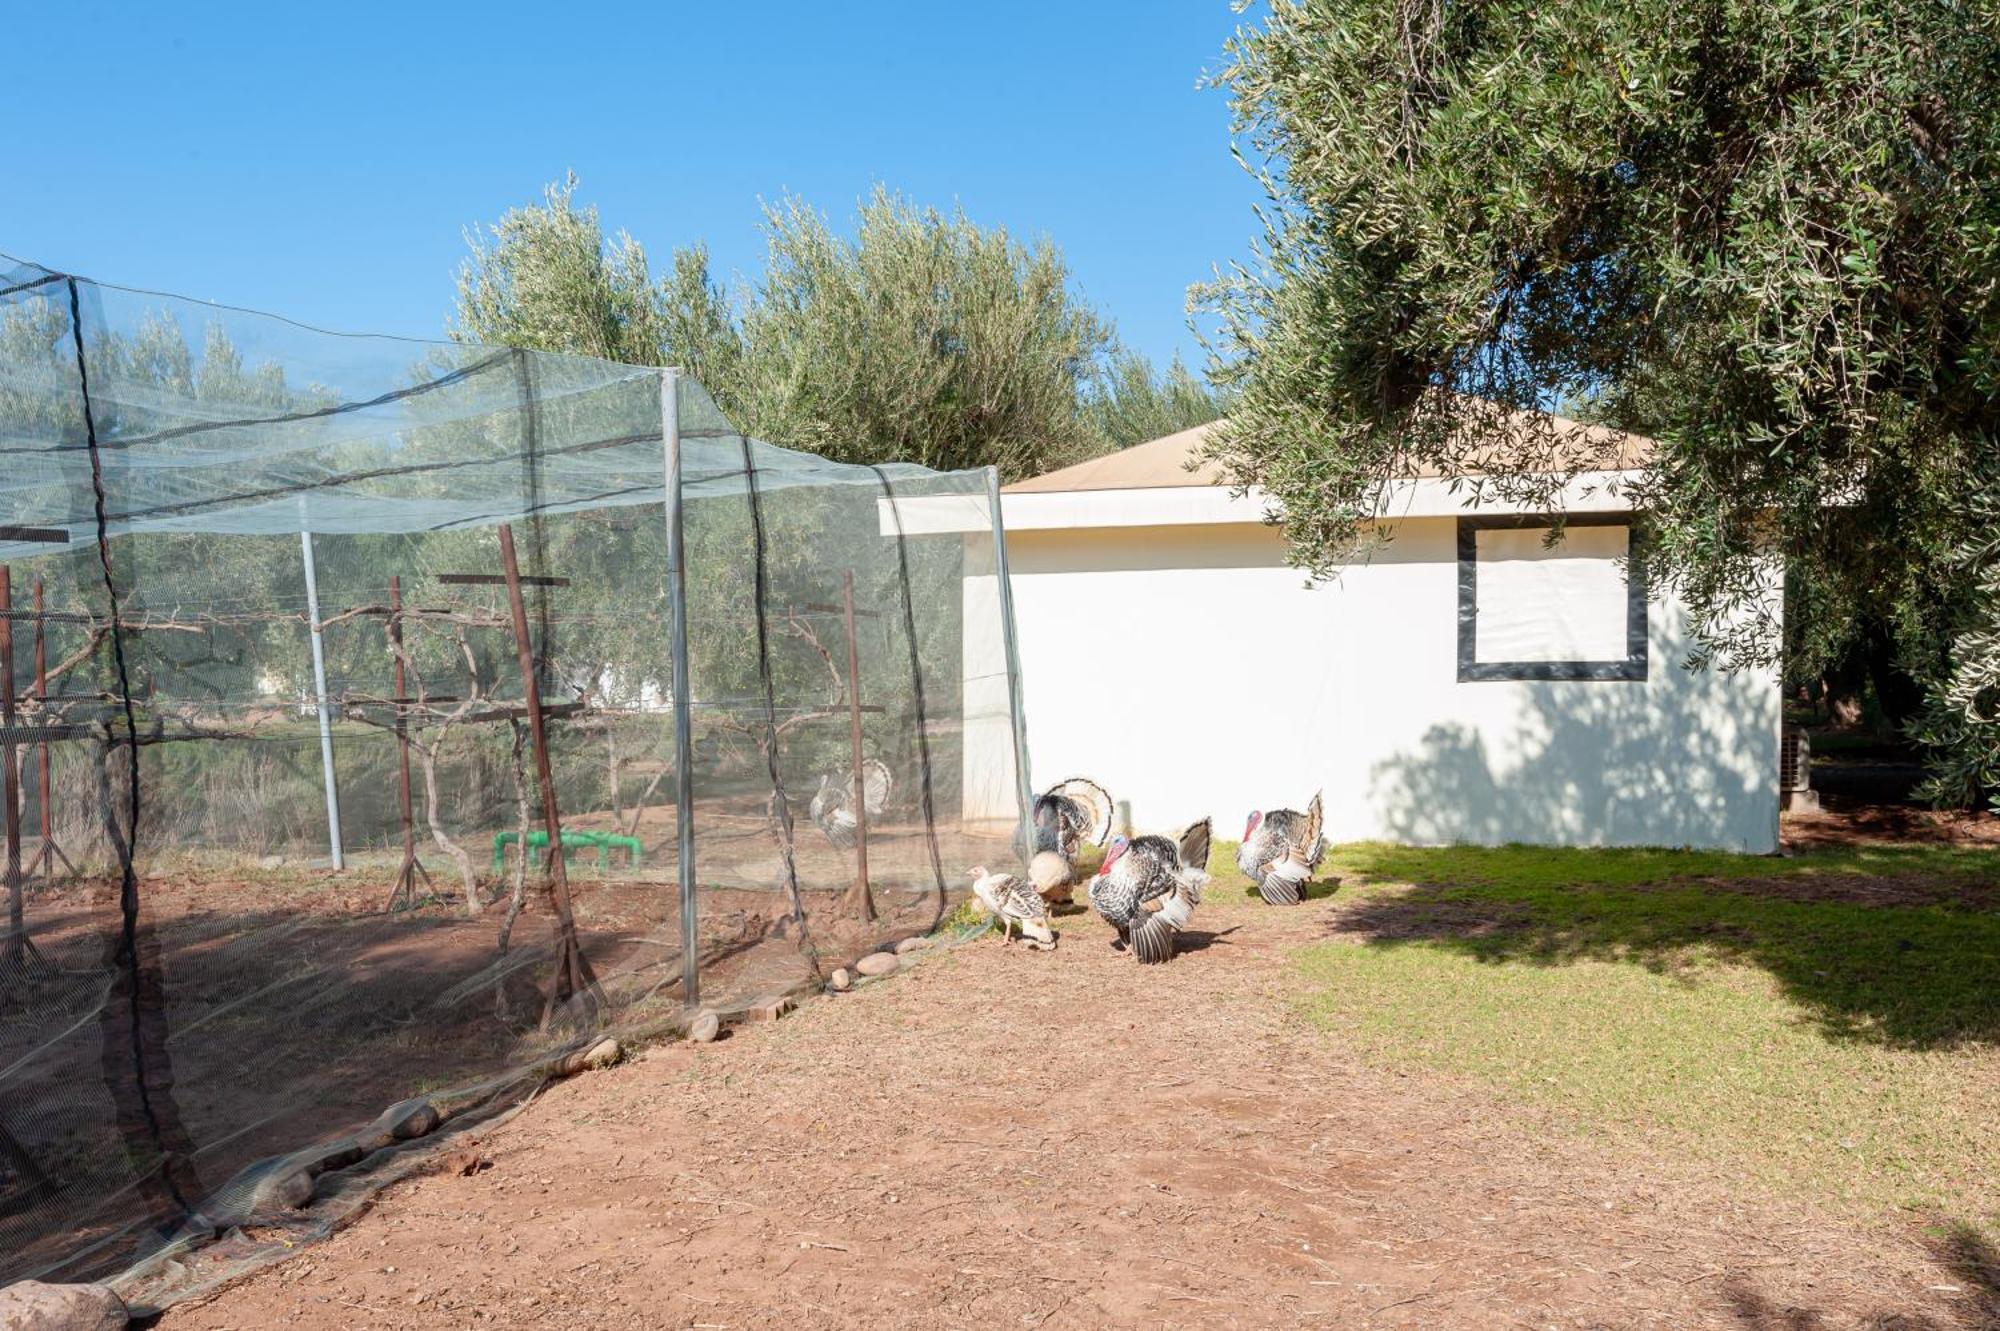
xmin=1005 ymin=407 xmax=1655 ymax=494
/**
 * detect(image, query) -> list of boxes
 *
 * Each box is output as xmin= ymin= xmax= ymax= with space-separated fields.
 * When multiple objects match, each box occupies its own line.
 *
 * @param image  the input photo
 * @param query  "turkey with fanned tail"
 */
xmin=1088 ymin=817 xmax=1211 ymax=964
xmin=809 ymin=758 xmax=891 ymax=851
xmin=1237 ymin=791 xmax=1325 ymax=906
xmin=1028 ymin=777 xmax=1113 ymax=905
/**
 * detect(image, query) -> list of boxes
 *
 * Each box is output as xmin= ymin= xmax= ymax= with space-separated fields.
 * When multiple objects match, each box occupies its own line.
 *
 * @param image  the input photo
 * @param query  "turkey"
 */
xmin=1237 ymin=791 xmax=1325 ymax=906
xmin=1028 ymin=777 xmax=1113 ymax=906
xmin=968 ymin=867 xmax=1056 ymax=950
xmin=1088 ymin=817 xmax=1211 ymax=965
xmin=809 ymin=758 xmax=891 ymax=850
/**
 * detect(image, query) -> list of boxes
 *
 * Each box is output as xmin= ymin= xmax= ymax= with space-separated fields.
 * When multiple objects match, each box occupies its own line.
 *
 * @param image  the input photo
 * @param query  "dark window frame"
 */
xmin=1456 ymin=513 xmax=1648 ymax=683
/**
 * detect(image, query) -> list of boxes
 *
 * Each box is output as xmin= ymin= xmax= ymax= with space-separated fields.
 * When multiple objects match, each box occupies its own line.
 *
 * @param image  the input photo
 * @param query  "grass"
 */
xmin=1208 ymin=839 xmax=2000 ymax=1235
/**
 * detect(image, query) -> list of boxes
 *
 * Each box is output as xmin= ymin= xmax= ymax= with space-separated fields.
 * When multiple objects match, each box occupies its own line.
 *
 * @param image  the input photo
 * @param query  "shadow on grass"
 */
xmin=1324 ymin=843 xmax=2000 ymax=1051
xmin=1726 ymin=1222 xmax=1998 ymax=1329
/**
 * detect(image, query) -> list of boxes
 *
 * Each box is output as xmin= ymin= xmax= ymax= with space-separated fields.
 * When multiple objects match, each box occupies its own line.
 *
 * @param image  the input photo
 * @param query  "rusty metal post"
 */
xmin=497 ymin=523 xmax=597 ymax=1017
xmin=842 ymin=570 xmax=874 ymax=922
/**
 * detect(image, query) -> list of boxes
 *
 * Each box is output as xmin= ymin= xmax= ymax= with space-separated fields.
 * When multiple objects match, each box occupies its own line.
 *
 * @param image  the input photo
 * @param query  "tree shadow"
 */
xmin=1359 ymin=669 xmax=2000 ymax=1048
xmin=1725 ymin=1222 xmax=1998 ymax=1329
xmin=1328 ymin=854 xmax=2000 ymax=1049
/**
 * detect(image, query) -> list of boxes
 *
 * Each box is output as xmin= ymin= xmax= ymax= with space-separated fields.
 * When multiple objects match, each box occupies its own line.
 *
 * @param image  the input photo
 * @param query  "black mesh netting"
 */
xmin=0 ymin=262 xmax=1033 ymax=1310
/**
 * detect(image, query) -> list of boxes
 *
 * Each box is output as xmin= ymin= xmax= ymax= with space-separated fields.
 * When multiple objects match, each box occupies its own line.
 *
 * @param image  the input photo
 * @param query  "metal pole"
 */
xmin=842 ymin=569 xmax=874 ymax=922
xmin=661 ymin=369 xmax=700 ymax=1008
xmin=298 ymin=516 xmax=343 ymax=870
xmin=986 ymin=467 xmax=1034 ymax=863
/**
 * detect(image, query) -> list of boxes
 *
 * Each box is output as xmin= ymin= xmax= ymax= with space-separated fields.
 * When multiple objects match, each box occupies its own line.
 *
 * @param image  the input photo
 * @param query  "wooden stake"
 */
xmin=383 ymin=575 xmax=431 ymax=912
xmin=497 ymin=524 xmax=598 ymax=1021
xmin=842 ymin=570 xmax=874 ymax=922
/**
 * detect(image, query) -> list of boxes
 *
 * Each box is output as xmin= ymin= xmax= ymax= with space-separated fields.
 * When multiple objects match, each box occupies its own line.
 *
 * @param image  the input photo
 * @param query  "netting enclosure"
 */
xmin=0 ymin=261 xmax=1032 ymax=1304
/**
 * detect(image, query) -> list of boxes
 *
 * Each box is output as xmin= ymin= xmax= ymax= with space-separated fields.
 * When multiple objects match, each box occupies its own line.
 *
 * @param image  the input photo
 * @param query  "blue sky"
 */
xmin=2 ymin=2 xmax=1261 ymax=371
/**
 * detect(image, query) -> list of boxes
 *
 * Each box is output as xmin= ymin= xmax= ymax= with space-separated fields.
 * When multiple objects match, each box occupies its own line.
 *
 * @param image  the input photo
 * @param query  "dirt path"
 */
xmin=169 ymin=890 xmax=1983 ymax=1330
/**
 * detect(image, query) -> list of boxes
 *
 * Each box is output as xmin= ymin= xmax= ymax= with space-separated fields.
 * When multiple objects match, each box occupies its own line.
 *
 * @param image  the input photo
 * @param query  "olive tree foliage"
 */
xmin=453 ymin=177 xmax=1122 ymax=481
xmin=1198 ymin=6 xmax=2000 ymax=644
xmin=1085 ymin=349 xmax=1228 ymax=448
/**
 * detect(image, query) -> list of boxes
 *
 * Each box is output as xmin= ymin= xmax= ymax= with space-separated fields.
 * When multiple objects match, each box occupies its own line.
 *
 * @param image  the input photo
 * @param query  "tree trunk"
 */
xmin=497 ymin=719 xmax=533 ymax=954
xmin=416 ymin=737 xmax=478 ymax=915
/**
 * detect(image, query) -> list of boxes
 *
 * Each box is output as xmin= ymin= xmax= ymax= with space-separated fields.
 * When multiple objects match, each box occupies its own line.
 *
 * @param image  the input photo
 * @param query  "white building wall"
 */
xmin=976 ymin=517 xmax=1780 ymax=854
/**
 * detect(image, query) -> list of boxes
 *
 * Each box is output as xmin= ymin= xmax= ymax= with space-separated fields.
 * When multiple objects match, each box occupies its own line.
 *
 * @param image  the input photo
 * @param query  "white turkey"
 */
xmin=1028 ymin=777 xmax=1113 ymax=906
xmin=810 ymin=758 xmax=891 ymax=850
xmin=967 ymin=866 xmax=1056 ymax=950
xmin=1088 ymin=817 xmax=1211 ymax=965
xmin=1237 ymin=791 xmax=1325 ymax=906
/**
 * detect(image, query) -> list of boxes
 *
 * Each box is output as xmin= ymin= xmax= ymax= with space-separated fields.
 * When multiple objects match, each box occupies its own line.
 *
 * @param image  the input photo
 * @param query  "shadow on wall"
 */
xmin=1369 ymin=658 xmax=1775 ymax=851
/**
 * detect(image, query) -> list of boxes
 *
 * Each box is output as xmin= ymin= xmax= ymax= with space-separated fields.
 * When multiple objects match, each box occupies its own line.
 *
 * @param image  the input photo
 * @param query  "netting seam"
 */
xmin=740 ymin=439 xmax=808 ymax=936
xmin=31 ymin=347 xmax=517 ymax=455
xmin=514 ymin=350 xmax=554 ymax=693
xmin=867 ymin=466 xmax=948 ymax=915
xmin=0 ymin=271 xmax=65 ymax=302
xmin=66 ymin=276 xmax=196 ymax=1222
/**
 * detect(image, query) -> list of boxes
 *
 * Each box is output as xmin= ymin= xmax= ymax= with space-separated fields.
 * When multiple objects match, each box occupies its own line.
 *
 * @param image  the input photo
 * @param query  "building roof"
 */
xmin=1006 ymin=422 xmax=1225 ymax=493
xmin=1004 ymin=407 xmax=1655 ymax=495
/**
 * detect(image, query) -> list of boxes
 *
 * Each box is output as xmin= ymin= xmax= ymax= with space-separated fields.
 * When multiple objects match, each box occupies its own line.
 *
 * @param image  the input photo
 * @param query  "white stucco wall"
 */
xmin=971 ymin=516 xmax=1781 ymax=854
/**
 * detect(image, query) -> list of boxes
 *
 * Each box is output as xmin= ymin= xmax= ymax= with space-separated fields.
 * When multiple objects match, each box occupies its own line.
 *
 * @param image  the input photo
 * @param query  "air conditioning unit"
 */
xmin=1779 ymin=727 xmax=1819 ymax=812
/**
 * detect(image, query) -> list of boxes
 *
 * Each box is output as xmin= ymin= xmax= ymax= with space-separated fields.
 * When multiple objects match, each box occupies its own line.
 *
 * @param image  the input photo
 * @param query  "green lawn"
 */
xmin=1209 ymin=839 xmax=2000 ymax=1236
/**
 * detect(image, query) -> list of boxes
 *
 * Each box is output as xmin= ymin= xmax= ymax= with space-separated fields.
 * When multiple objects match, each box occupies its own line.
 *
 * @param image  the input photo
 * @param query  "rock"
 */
xmin=197 ymin=1154 xmax=317 ymax=1228
xmin=854 ymin=951 xmax=900 ymax=978
xmin=748 ymin=996 xmax=795 ymax=1022
xmin=687 ymin=1009 xmax=721 ymax=1043
xmin=560 ymin=1037 xmax=622 ymax=1076
xmin=0 ymin=1280 xmax=127 ymax=1330
xmin=827 ymin=968 xmax=852 ymax=992
xmin=893 ymin=936 xmax=931 ymax=955
xmin=252 ymin=1165 xmax=315 ymax=1211
xmin=366 ymin=1097 xmax=440 ymax=1146
xmin=316 ymin=1143 xmax=366 ymax=1173
xmin=257 ymin=854 xmax=284 ymax=871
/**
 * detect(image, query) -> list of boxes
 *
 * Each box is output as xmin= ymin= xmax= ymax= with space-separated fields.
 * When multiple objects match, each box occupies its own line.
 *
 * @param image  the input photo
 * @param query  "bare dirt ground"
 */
xmin=165 ymin=881 xmax=1992 ymax=1331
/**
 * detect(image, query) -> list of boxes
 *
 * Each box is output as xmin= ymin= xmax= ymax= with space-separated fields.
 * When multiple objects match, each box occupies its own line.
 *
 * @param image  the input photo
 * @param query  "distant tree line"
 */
xmin=451 ymin=175 xmax=1226 ymax=481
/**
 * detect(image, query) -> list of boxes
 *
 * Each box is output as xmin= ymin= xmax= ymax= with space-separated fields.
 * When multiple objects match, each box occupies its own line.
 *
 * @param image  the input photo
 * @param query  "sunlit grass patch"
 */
xmin=1280 ymin=840 xmax=2000 ymax=1235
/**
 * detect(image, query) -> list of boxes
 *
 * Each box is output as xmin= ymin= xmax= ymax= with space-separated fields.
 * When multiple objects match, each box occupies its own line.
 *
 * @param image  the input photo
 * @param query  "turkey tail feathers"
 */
xmin=1131 ymin=912 xmax=1175 ymax=965
xmin=1300 ymin=791 xmax=1324 ymax=864
xmin=1258 ymin=862 xmax=1305 ymax=907
xmin=1050 ymin=778 xmax=1115 ymax=846
xmin=1177 ymin=817 xmax=1213 ymax=877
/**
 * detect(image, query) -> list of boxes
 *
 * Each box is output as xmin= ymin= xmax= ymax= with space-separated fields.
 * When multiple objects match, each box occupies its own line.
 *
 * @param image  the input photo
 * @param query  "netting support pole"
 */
xmin=661 ymin=369 xmax=700 ymax=1009
xmin=987 ymin=468 xmax=1035 ymax=864
xmin=298 ymin=515 xmax=343 ymax=871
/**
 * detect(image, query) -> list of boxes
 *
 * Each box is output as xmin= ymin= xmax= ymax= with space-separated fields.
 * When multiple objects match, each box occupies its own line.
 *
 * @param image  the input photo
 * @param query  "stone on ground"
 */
xmin=0 ymin=1281 xmax=127 ymax=1331
xmin=854 ymin=951 xmax=900 ymax=978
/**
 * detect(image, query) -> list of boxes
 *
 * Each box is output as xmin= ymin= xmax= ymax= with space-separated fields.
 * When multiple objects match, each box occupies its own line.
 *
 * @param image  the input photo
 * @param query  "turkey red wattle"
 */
xmin=1244 ymin=811 xmax=1263 ymax=840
